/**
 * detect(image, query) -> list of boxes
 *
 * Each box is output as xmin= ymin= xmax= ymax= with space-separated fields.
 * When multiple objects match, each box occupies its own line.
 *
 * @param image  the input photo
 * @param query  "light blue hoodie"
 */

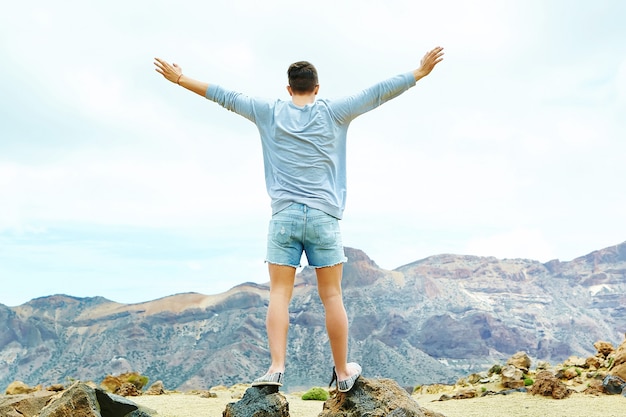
xmin=205 ymin=72 xmax=415 ymax=219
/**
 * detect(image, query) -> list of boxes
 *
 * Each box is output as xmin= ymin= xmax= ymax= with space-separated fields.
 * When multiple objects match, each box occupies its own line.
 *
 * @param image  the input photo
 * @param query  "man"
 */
xmin=154 ymin=46 xmax=444 ymax=392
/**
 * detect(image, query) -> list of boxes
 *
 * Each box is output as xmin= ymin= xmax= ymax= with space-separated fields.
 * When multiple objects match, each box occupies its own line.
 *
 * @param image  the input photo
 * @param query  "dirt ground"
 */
xmin=133 ymin=389 xmax=626 ymax=417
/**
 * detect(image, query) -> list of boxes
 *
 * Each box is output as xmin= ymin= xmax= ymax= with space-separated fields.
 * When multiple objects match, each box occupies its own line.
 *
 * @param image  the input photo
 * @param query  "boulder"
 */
xmin=585 ymin=356 xmax=602 ymax=370
xmin=467 ymin=373 xmax=484 ymax=384
xmin=562 ymin=367 xmax=579 ymax=380
xmin=319 ymin=377 xmax=445 ymax=417
xmin=454 ymin=377 xmax=468 ymax=387
xmin=562 ymin=356 xmax=587 ymax=368
xmin=117 ymin=382 xmax=141 ymax=397
xmin=0 ymin=390 xmax=56 ymax=417
xmin=8 ymin=381 xmax=154 ymax=417
xmin=528 ymin=371 xmax=572 ymax=399
xmin=582 ymin=379 xmax=605 ymax=396
xmin=500 ymin=365 xmax=524 ymax=389
xmin=27 ymin=381 xmax=156 ymax=417
xmin=38 ymin=382 xmax=101 ymax=417
xmin=222 ymin=385 xmax=289 ymax=417
xmin=144 ymin=381 xmax=166 ymax=395
xmin=438 ymin=389 xmax=477 ymax=401
xmin=602 ymin=375 xmax=626 ymax=395
xmin=610 ymin=338 xmax=626 ymax=381
xmin=5 ymin=381 xmax=37 ymax=395
xmin=594 ymin=341 xmax=615 ymax=357
xmin=506 ymin=352 xmax=531 ymax=371
xmin=95 ymin=388 xmax=139 ymax=416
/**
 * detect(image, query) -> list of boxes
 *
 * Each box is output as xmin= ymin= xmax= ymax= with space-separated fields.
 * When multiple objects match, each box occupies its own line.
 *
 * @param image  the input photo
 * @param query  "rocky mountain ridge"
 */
xmin=1 ymin=242 xmax=625 ymax=391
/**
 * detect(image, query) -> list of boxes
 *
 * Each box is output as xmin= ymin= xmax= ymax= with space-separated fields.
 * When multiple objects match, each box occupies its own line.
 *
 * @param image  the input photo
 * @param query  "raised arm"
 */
xmin=154 ymin=57 xmax=208 ymax=97
xmin=413 ymin=46 xmax=444 ymax=82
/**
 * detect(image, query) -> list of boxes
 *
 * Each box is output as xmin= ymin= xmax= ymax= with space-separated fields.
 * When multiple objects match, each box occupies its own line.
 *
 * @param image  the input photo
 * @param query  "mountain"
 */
xmin=1 ymin=243 xmax=625 ymax=392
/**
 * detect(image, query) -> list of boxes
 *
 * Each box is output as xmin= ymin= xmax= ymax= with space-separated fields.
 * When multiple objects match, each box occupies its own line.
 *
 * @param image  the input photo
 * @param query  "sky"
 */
xmin=1 ymin=0 xmax=625 ymax=307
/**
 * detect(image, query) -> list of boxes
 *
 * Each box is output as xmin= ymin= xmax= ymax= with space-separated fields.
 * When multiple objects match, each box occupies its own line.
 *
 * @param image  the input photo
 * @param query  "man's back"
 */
xmin=205 ymin=72 xmax=416 ymax=219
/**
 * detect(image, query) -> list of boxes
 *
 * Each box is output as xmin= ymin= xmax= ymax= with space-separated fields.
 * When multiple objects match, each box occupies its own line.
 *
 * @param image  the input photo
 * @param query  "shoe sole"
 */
xmin=337 ymin=363 xmax=362 ymax=392
xmin=251 ymin=381 xmax=283 ymax=387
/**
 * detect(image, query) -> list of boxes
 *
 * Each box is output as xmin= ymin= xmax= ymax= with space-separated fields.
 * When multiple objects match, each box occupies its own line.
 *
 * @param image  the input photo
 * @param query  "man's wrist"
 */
xmin=176 ymin=74 xmax=183 ymax=85
xmin=413 ymin=69 xmax=426 ymax=82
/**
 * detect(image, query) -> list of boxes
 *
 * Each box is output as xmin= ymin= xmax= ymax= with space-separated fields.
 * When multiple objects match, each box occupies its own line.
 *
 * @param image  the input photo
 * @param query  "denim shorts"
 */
xmin=265 ymin=203 xmax=347 ymax=268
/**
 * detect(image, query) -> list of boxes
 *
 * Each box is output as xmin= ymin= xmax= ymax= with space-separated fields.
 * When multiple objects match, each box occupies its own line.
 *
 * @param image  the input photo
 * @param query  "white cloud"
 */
xmin=0 ymin=147 xmax=267 ymax=231
xmin=1 ymin=0 xmax=626 ymax=305
xmin=616 ymin=59 xmax=626 ymax=108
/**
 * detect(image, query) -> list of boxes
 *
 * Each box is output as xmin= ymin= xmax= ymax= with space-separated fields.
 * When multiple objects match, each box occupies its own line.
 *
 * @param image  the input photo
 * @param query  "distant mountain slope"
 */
xmin=1 ymin=242 xmax=625 ymax=391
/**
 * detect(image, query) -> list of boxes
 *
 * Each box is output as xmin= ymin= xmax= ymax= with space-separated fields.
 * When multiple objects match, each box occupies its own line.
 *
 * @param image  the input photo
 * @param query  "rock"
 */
xmin=95 ymin=388 xmax=140 ymax=416
xmin=610 ymin=337 xmax=626 ymax=381
xmin=30 ymin=381 xmax=150 ymax=417
xmin=38 ymin=381 xmax=102 ymax=417
xmin=536 ymin=361 xmax=551 ymax=370
xmin=5 ymin=381 xmax=37 ymax=395
xmin=13 ymin=381 xmax=152 ymax=417
xmin=319 ymin=377 xmax=445 ymax=417
xmin=594 ymin=341 xmax=615 ymax=357
xmin=145 ymin=380 xmax=166 ymax=395
xmin=500 ymin=365 xmax=524 ymax=389
xmin=487 ymin=364 xmax=502 ymax=375
xmin=562 ymin=367 xmax=579 ymax=380
xmin=454 ymin=377 xmax=468 ymax=387
xmin=467 ymin=373 xmax=484 ymax=384
xmin=562 ymin=356 xmax=587 ymax=368
xmin=506 ymin=352 xmax=531 ymax=371
xmin=528 ymin=370 xmax=572 ymax=399
xmin=450 ymin=389 xmax=477 ymax=400
xmin=0 ymin=390 xmax=56 ymax=417
xmin=602 ymin=375 xmax=626 ymax=395
xmin=117 ymin=382 xmax=141 ymax=397
xmin=585 ymin=356 xmax=602 ymax=369
xmin=222 ymin=385 xmax=289 ymax=417
xmin=504 ymin=380 xmax=526 ymax=389
xmin=501 ymin=365 xmax=521 ymax=379
xmin=582 ymin=379 xmax=605 ymax=396
xmin=438 ymin=389 xmax=478 ymax=401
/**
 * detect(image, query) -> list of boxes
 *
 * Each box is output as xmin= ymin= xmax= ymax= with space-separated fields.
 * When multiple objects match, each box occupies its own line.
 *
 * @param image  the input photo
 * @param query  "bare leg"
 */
xmin=316 ymin=264 xmax=358 ymax=382
xmin=265 ymin=263 xmax=296 ymax=374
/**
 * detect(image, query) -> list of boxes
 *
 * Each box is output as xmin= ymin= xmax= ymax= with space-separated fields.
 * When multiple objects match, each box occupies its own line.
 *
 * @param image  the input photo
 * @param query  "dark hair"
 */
xmin=287 ymin=61 xmax=318 ymax=94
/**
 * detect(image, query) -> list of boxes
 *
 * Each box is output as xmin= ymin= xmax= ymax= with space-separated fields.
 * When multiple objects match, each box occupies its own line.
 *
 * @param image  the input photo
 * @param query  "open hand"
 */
xmin=154 ymin=57 xmax=183 ymax=84
xmin=414 ymin=47 xmax=444 ymax=81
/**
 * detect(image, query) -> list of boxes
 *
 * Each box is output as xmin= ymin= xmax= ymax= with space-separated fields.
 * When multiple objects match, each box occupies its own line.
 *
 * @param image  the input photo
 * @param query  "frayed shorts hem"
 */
xmin=264 ymin=260 xmax=301 ymax=269
xmin=264 ymin=257 xmax=347 ymax=269
xmin=311 ymin=258 xmax=348 ymax=269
